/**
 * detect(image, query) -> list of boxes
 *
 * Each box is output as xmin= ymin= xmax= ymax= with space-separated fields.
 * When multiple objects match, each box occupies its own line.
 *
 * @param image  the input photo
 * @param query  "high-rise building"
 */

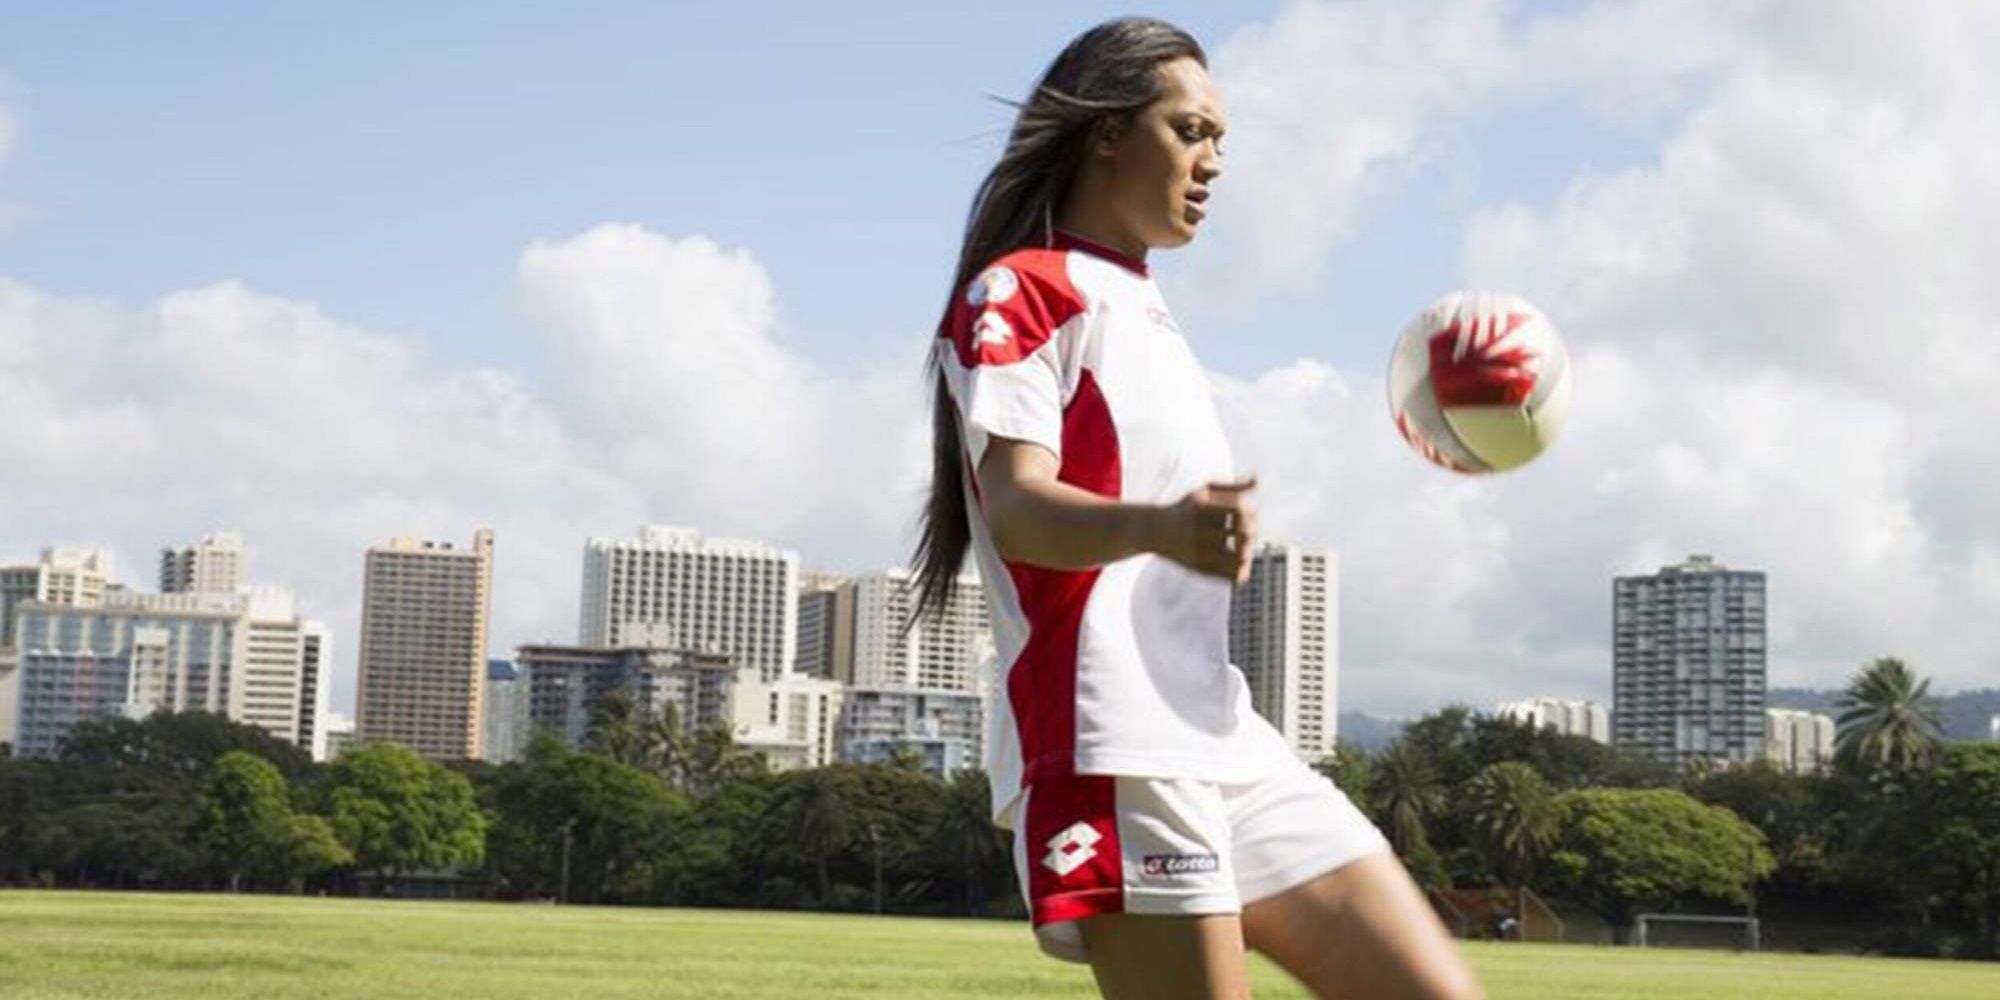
xmin=849 ymin=568 xmax=989 ymax=691
xmin=10 ymin=591 xmax=245 ymax=758
xmin=1228 ymin=543 xmax=1339 ymax=760
xmin=1988 ymin=712 xmax=1998 ymax=743
xmin=1612 ymin=554 xmax=1767 ymax=768
xmin=355 ymin=530 xmax=494 ymax=761
xmin=299 ymin=621 xmax=331 ymax=761
xmin=235 ymin=588 xmax=328 ymax=752
xmin=160 ymin=531 xmax=245 ymax=595
xmin=0 ymin=650 xmax=17 ymax=751
xmin=1764 ymin=708 xmax=1835 ymax=774
xmin=732 ymin=673 xmax=844 ymax=771
xmin=3 ymin=548 xmax=113 ymax=647
xmin=2 ymin=544 xmax=325 ymax=758
xmin=796 ymin=571 xmax=854 ymax=680
xmin=0 ymin=548 xmax=111 ymax=749
xmin=579 ymin=525 xmax=796 ymax=681
xmin=836 ymin=686 xmax=983 ymax=777
xmin=1495 ymin=698 xmax=1610 ymax=744
xmin=483 ymin=659 xmax=529 ymax=764
xmin=517 ymin=644 xmax=744 ymax=751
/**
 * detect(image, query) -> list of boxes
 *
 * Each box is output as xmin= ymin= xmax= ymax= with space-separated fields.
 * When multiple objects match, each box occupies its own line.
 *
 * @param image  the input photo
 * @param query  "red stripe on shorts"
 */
xmin=1025 ymin=769 xmax=1124 ymax=926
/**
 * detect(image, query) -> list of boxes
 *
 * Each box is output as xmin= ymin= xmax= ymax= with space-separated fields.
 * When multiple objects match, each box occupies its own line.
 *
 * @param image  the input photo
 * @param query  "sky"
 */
xmin=3 ymin=0 xmax=1998 ymax=719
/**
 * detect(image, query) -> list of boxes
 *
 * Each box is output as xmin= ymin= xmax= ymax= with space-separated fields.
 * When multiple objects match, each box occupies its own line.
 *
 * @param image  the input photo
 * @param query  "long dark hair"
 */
xmin=909 ymin=17 xmax=1206 ymax=630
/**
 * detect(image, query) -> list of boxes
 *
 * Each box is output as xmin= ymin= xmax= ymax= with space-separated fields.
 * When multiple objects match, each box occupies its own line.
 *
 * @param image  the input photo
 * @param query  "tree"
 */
xmin=313 ymin=742 xmax=486 ymax=882
xmin=774 ymin=767 xmax=852 ymax=904
xmin=931 ymin=769 xmax=1008 ymax=916
xmin=33 ymin=798 xmax=200 ymax=888
xmin=1905 ymin=744 xmax=2000 ymax=958
xmin=487 ymin=735 xmax=688 ymax=904
xmin=641 ymin=702 xmax=691 ymax=786
xmin=1548 ymin=788 xmax=1774 ymax=942
xmin=670 ymin=767 xmax=778 ymax=905
xmin=583 ymin=689 xmax=649 ymax=768
xmin=1397 ymin=707 xmax=1478 ymax=789
xmin=0 ymin=756 xmax=55 ymax=884
xmin=1468 ymin=714 xmax=1672 ymax=791
xmin=1684 ymin=762 xmax=1838 ymax=897
xmin=59 ymin=710 xmax=312 ymax=784
xmin=274 ymin=814 xmax=351 ymax=891
xmin=1371 ymin=740 xmax=1443 ymax=861
xmin=192 ymin=751 xmax=351 ymax=892
xmin=1466 ymin=761 xmax=1560 ymax=935
xmin=681 ymin=724 xmax=766 ymax=799
xmin=1835 ymin=657 xmax=1944 ymax=774
xmin=194 ymin=751 xmax=296 ymax=891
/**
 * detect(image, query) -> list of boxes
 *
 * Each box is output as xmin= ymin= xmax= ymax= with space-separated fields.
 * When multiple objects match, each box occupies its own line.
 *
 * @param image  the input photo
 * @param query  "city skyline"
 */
xmin=6 ymin=517 xmax=1983 ymax=767
xmin=7 ymin=519 xmax=1990 ymax=730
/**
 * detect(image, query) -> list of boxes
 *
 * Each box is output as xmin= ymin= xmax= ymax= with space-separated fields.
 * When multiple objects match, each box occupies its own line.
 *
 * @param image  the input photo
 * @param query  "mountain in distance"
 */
xmin=1336 ymin=710 xmax=1406 ymax=751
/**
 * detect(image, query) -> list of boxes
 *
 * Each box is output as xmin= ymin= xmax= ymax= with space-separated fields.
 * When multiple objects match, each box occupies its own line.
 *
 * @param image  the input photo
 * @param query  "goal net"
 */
xmin=1633 ymin=914 xmax=1760 ymax=951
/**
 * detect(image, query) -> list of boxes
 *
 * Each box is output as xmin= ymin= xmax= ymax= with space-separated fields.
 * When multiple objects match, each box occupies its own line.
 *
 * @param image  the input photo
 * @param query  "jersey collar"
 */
xmin=1052 ymin=230 xmax=1150 ymax=278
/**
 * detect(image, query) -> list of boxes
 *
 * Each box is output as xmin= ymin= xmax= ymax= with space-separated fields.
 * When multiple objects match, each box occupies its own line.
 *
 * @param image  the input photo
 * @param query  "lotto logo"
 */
xmin=1041 ymin=822 xmax=1102 ymax=877
xmin=1142 ymin=853 xmax=1219 ymax=878
xmin=972 ymin=310 xmax=1014 ymax=347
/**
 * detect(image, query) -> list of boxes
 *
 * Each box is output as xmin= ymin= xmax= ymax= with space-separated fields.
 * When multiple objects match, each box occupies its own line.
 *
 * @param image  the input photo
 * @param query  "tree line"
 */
xmin=0 ymin=658 xmax=1993 ymax=960
xmin=1326 ymin=657 xmax=1997 ymax=958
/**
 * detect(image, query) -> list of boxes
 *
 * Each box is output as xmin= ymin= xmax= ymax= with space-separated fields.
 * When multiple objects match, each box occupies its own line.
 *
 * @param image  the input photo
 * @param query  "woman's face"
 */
xmin=1102 ymin=56 xmax=1226 ymax=250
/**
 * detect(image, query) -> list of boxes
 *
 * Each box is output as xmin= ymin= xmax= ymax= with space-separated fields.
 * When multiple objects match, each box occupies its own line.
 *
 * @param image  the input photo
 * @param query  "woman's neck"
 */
xmin=1055 ymin=196 xmax=1147 ymax=263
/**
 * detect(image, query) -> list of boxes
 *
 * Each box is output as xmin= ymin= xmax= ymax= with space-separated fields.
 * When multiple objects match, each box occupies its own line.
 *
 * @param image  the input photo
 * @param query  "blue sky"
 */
xmin=0 ymin=1 xmax=1658 ymax=383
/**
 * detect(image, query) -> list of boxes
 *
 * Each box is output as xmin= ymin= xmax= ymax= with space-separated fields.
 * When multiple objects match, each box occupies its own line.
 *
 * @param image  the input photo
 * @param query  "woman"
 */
xmin=912 ymin=17 xmax=1483 ymax=1000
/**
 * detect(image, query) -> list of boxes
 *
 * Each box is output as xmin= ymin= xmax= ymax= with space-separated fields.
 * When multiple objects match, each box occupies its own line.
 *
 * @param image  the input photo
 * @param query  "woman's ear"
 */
xmin=1090 ymin=116 xmax=1127 ymax=157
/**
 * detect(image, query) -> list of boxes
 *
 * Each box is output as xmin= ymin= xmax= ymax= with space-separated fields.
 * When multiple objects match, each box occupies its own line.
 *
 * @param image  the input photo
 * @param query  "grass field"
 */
xmin=2 ymin=891 xmax=1996 ymax=999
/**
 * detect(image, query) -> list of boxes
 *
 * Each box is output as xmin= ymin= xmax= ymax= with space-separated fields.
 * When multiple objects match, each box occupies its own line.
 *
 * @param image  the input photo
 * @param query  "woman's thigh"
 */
xmin=1239 ymin=852 xmax=1483 ymax=1000
xmin=1079 ymin=912 xmax=1252 ymax=1000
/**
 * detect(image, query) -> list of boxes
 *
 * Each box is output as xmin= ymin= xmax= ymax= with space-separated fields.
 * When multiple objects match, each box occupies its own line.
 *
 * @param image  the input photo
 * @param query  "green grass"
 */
xmin=1 ymin=891 xmax=1995 ymax=999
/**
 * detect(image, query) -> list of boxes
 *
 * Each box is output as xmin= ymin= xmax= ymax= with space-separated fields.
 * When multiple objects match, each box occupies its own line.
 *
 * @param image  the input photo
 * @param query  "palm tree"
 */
xmin=777 ymin=768 xmax=850 ymax=903
xmin=932 ymin=770 xmax=1004 ymax=915
xmin=582 ymin=689 xmax=645 ymax=767
xmin=1371 ymin=741 xmax=1443 ymax=858
xmin=640 ymin=702 xmax=690 ymax=790
xmin=684 ymin=724 xmax=765 ymax=798
xmin=1835 ymin=657 xmax=1944 ymax=773
xmin=1466 ymin=761 xmax=1560 ymax=938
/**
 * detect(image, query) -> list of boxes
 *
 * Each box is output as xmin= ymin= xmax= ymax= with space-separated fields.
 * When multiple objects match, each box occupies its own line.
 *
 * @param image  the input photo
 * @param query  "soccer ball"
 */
xmin=1387 ymin=291 xmax=1572 ymax=474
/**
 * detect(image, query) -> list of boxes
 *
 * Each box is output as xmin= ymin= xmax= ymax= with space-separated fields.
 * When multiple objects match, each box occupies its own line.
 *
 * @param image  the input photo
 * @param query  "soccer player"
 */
xmin=910 ymin=17 xmax=1484 ymax=1000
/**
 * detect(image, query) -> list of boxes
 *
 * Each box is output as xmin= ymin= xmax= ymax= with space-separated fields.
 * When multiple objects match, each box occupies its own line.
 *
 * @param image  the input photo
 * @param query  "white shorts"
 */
xmin=1010 ymin=757 xmax=1390 ymax=963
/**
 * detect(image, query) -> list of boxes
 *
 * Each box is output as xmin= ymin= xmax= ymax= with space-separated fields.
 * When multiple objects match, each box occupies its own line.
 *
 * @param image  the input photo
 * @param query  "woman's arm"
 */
xmin=975 ymin=437 xmax=1259 ymax=583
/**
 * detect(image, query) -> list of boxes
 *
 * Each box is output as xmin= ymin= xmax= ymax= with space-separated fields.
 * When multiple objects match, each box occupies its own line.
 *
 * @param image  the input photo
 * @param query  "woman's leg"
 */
xmin=1240 ymin=852 xmax=1483 ymax=1000
xmin=1079 ymin=912 xmax=1252 ymax=1000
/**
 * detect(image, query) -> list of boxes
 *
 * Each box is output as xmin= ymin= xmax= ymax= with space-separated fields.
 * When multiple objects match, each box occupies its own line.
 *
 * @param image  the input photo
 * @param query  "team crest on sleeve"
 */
xmin=966 ymin=265 xmax=1020 ymax=308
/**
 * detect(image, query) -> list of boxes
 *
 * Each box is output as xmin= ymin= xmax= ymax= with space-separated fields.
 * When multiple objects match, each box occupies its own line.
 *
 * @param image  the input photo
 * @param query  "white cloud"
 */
xmin=517 ymin=224 xmax=929 ymax=547
xmin=1192 ymin=0 xmax=1756 ymax=303
xmin=0 ymin=227 xmax=932 ymax=715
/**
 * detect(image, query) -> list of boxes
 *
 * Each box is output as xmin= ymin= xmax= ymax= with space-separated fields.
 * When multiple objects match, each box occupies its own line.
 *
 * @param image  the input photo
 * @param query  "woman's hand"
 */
xmin=976 ymin=437 xmax=1257 ymax=583
xmin=1155 ymin=477 xmax=1258 ymax=584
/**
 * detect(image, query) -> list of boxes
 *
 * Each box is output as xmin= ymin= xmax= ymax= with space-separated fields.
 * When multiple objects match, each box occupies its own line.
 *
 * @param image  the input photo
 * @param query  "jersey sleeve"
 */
xmin=937 ymin=252 xmax=1088 ymax=466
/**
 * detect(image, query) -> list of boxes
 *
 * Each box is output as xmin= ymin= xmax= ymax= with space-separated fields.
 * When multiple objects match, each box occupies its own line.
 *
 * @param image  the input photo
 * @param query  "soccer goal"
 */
xmin=1632 ymin=913 xmax=1760 ymax=951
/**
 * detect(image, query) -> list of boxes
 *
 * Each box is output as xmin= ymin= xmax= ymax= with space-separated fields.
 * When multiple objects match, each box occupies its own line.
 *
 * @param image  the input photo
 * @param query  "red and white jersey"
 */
xmin=937 ymin=231 xmax=1296 ymax=827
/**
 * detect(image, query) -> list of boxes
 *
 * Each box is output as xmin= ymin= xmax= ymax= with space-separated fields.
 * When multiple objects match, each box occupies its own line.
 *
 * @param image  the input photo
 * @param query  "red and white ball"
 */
xmin=1387 ymin=291 xmax=1572 ymax=474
